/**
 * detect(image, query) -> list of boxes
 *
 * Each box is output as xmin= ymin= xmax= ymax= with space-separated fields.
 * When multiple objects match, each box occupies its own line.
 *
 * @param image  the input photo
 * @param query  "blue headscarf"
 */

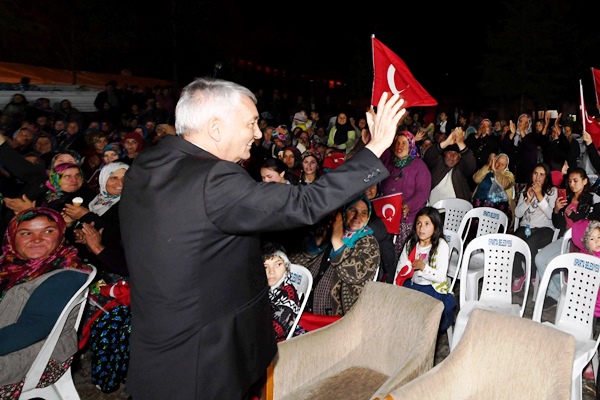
xmin=341 ymin=194 xmax=374 ymax=249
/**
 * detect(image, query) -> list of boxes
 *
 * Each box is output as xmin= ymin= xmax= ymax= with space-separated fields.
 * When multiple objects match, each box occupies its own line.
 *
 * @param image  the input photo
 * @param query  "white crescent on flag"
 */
xmin=381 ymin=204 xmax=396 ymax=221
xmin=386 ymin=65 xmax=408 ymax=95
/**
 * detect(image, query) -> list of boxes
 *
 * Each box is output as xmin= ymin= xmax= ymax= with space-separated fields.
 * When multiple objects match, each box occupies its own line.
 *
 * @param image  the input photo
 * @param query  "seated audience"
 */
xmin=471 ymin=153 xmax=515 ymax=228
xmin=536 ymin=167 xmax=600 ymax=310
xmin=393 ymin=206 xmax=455 ymax=332
xmin=0 ymin=207 xmax=93 ymax=397
xmin=379 ymin=131 xmax=431 ymax=257
xmin=511 ymin=162 xmax=557 ymax=292
xmin=262 ymin=242 xmax=306 ymax=342
xmin=289 ymin=194 xmax=380 ymax=316
xmin=63 ymin=161 xmax=130 ymax=277
xmin=424 ymin=127 xmax=476 ymax=206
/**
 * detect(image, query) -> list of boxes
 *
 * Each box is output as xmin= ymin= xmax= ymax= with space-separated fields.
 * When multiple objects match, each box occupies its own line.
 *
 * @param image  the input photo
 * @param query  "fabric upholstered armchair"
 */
xmin=263 ymin=281 xmax=444 ymax=400
xmin=385 ymin=308 xmax=576 ymax=400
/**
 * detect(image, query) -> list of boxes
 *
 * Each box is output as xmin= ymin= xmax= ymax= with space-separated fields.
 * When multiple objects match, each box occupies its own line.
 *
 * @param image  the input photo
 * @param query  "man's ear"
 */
xmin=208 ymin=117 xmax=221 ymax=142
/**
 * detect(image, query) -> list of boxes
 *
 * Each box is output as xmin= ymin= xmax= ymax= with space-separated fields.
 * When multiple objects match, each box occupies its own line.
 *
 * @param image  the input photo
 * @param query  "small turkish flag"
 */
xmin=371 ymin=192 xmax=403 ymax=235
xmin=580 ymin=79 xmax=600 ymax=147
xmin=371 ymin=36 xmax=437 ymax=107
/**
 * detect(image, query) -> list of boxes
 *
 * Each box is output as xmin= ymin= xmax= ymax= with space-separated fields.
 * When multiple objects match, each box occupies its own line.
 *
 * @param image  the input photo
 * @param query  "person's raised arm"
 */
xmin=365 ymin=93 xmax=406 ymax=157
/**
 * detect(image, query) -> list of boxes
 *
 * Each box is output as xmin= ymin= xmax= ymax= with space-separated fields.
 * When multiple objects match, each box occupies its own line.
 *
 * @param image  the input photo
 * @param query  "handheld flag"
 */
xmin=371 ymin=35 xmax=437 ymax=107
xmin=371 ymin=192 xmax=403 ymax=235
xmin=580 ymin=79 xmax=600 ymax=148
xmin=592 ymin=68 xmax=600 ymax=103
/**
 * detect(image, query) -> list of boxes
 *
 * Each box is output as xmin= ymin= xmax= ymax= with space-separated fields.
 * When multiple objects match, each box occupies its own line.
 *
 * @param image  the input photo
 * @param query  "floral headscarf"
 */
xmin=392 ymin=131 xmax=417 ymax=169
xmin=272 ymin=125 xmax=289 ymax=143
xmin=0 ymin=207 xmax=90 ymax=301
xmin=341 ymin=194 xmax=374 ymax=249
xmin=45 ymin=162 xmax=83 ymax=202
xmin=88 ymin=161 xmax=129 ymax=216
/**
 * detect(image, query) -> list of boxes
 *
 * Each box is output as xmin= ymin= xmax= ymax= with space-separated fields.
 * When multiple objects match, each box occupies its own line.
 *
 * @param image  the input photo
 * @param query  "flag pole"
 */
xmin=592 ymin=68 xmax=599 ymax=105
xmin=580 ymin=79 xmax=586 ymax=127
xmin=371 ymin=34 xmax=376 ymax=108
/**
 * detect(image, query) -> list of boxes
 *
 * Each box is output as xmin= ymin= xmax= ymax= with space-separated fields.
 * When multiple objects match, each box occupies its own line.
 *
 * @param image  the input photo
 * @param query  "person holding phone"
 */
xmin=511 ymin=162 xmax=557 ymax=293
xmin=535 ymin=167 xmax=600 ymax=310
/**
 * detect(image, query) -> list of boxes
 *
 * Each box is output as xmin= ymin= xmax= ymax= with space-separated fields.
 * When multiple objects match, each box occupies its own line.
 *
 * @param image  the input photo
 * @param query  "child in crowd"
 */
xmin=262 ymin=243 xmax=305 ymax=342
xmin=394 ymin=206 xmax=456 ymax=331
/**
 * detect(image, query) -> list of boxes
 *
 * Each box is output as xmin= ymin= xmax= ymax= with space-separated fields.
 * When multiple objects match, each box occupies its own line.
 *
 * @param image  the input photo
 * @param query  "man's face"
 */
xmin=219 ymin=96 xmax=261 ymax=163
xmin=444 ymin=150 xmax=461 ymax=168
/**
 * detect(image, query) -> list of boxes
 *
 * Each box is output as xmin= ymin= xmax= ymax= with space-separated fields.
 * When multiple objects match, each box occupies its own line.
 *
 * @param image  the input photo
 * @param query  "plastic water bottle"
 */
xmin=524 ymin=224 xmax=532 ymax=238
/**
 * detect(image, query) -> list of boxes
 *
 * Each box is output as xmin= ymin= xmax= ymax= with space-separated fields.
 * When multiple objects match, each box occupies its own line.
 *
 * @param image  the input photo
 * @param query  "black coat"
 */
xmin=119 ymin=135 xmax=389 ymax=399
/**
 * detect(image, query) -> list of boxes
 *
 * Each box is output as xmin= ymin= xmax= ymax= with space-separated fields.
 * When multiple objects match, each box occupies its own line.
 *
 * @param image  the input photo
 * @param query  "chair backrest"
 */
xmin=286 ymin=263 xmax=313 ymax=340
xmin=432 ymin=198 xmax=473 ymax=234
xmin=443 ymin=229 xmax=463 ymax=293
xmin=22 ymin=265 xmax=97 ymax=392
xmin=561 ymin=228 xmax=573 ymax=254
xmin=459 ymin=234 xmax=530 ymax=315
xmin=385 ymin=308 xmax=576 ymax=400
xmin=533 ymin=253 xmax=600 ymax=342
xmin=457 ymin=207 xmax=508 ymax=244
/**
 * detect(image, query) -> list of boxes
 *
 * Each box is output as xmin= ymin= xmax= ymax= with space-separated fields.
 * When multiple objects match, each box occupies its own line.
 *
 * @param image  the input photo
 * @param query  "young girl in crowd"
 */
xmin=536 ymin=167 xmax=600 ymax=310
xmin=262 ymin=243 xmax=305 ymax=342
xmin=394 ymin=206 xmax=456 ymax=331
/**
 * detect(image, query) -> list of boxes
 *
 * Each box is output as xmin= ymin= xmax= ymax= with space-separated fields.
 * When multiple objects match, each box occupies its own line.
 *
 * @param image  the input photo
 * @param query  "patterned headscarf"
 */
xmin=272 ymin=125 xmax=289 ymax=143
xmin=45 ymin=162 xmax=83 ymax=202
xmin=88 ymin=162 xmax=129 ymax=216
xmin=341 ymin=194 xmax=374 ymax=249
xmin=0 ymin=207 xmax=90 ymax=301
xmin=392 ymin=131 xmax=418 ymax=169
xmin=103 ymin=142 xmax=127 ymax=161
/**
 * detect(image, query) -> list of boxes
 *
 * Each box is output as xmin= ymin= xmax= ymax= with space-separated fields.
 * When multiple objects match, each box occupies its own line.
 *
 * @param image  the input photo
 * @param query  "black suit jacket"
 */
xmin=119 ymin=135 xmax=389 ymax=399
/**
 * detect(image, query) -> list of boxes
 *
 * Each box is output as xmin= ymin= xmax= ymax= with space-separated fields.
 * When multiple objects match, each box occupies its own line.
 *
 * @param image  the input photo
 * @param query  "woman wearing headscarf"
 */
xmin=471 ymin=152 xmax=515 ymax=229
xmin=379 ymin=131 xmax=431 ymax=258
xmin=501 ymin=113 xmax=541 ymax=185
xmin=4 ymin=161 xmax=95 ymax=218
xmin=63 ymin=161 xmax=130 ymax=277
xmin=327 ymin=112 xmax=358 ymax=154
xmin=289 ymin=194 xmax=380 ymax=316
xmin=122 ymin=131 xmax=145 ymax=165
xmin=0 ymin=208 xmax=92 ymax=397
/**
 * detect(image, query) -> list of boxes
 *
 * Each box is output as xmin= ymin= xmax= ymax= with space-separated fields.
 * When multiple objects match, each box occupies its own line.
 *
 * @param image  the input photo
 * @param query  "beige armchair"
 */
xmin=385 ymin=308 xmax=576 ymax=400
xmin=264 ymin=281 xmax=444 ymax=400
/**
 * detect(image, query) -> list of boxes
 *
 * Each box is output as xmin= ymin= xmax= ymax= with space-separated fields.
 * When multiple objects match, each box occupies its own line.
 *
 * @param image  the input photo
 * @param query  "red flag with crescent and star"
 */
xmin=592 ymin=67 xmax=600 ymax=103
xmin=580 ymin=79 xmax=600 ymax=147
xmin=371 ymin=35 xmax=437 ymax=107
xmin=371 ymin=193 xmax=403 ymax=235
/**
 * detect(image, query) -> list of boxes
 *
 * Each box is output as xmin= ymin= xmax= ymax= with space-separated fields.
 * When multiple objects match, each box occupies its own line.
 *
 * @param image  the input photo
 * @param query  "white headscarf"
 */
xmin=88 ymin=161 xmax=129 ymax=216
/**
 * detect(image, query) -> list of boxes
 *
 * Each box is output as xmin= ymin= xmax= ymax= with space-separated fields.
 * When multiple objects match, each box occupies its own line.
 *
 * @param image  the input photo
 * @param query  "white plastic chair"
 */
xmin=513 ymin=215 xmax=560 ymax=301
xmin=432 ymin=198 xmax=473 ymax=234
xmin=532 ymin=253 xmax=600 ymax=400
xmin=286 ymin=264 xmax=313 ymax=340
xmin=450 ymin=234 xmax=530 ymax=351
xmin=456 ymin=207 xmax=509 ymax=301
xmin=20 ymin=265 xmax=97 ymax=400
xmin=443 ymin=229 xmax=463 ymax=349
xmin=444 ymin=229 xmax=463 ymax=293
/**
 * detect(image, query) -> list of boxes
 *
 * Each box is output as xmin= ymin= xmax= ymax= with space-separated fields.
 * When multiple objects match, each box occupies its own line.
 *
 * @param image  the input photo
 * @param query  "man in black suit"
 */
xmin=119 ymin=78 xmax=406 ymax=399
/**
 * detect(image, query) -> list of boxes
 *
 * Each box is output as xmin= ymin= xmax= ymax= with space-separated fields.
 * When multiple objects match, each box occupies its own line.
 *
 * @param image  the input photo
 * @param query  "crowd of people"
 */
xmin=1 ymin=78 xmax=600 ymax=398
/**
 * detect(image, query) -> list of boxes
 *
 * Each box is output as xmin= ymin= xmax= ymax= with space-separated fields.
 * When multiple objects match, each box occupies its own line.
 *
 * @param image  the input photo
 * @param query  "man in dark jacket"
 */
xmin=119 ymin=78 xmax=406 ymax=399
xmin=424 ymin=127 xmax=476 ymax=205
